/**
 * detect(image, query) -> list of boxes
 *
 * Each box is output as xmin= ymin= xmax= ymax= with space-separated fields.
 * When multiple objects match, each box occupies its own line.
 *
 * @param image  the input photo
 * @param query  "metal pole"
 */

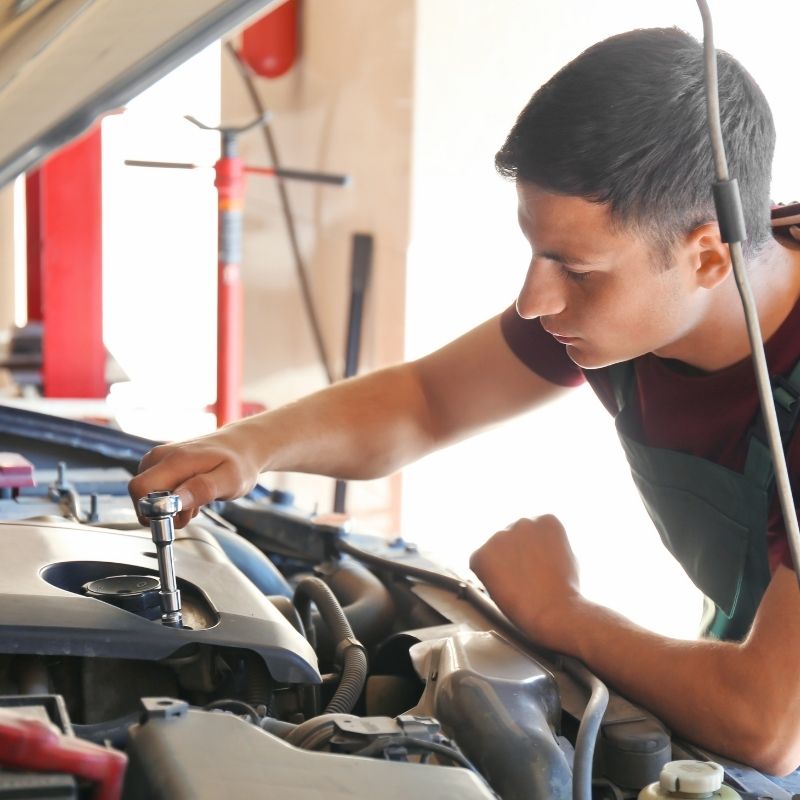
xmin=214 ymin=133 xmax=245 ymax=427
xmin=333 ymin=234 xmax=373 ymax=512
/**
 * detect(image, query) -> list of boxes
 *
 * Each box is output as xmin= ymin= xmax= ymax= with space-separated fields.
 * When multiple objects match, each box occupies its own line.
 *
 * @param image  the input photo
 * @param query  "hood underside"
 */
xmin=0 ymin=0 xmax=275 ymax=188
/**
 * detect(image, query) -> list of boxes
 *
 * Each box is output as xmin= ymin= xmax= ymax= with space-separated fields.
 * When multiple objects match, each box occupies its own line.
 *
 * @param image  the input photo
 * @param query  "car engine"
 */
xmin=0 ymin=405 xmax=785 ymax=799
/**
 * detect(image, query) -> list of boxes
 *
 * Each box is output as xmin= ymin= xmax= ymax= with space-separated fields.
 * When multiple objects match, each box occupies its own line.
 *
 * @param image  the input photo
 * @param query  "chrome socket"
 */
xmin=138 ymin=491 xmax=183 ymax=628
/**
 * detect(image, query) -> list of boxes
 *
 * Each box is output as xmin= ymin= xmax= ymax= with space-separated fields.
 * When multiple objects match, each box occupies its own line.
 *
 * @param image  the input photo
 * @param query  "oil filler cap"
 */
xmin=660 ymin=760 xmax=724 ymax=795
xmin=83 ymin=574 xmax=161 ymax=613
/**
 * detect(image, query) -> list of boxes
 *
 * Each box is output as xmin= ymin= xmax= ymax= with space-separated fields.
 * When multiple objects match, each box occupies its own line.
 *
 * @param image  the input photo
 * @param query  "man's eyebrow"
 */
xmin=538 ymin=249 xmax=593 ymax=267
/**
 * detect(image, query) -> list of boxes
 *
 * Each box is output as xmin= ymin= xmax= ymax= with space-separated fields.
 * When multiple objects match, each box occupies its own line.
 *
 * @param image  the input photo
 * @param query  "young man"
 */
xmin=129 ymin=28 xmax=800 ymax=774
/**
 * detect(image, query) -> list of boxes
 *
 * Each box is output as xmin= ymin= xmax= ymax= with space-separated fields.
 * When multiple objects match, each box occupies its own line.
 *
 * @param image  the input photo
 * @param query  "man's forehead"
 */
xmin=516 ymin=182 xmax=619 ymax=261
xmin=516 ymin=182 xmax=613 ymax=228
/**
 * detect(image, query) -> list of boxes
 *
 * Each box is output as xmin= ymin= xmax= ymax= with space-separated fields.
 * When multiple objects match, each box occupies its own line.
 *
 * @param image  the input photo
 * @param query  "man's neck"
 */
xmin=657 ymin=241 xmax=800 ymax=373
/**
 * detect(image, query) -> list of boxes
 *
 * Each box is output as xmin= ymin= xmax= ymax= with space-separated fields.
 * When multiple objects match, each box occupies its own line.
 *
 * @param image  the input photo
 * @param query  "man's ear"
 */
xmin=684 ymin=221 xmax=731 ymax=289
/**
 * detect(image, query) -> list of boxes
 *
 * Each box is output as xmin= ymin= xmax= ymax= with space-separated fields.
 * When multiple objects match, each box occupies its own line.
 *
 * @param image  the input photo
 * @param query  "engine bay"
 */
xmin=0 ymin=405 xmax=789 ymax=799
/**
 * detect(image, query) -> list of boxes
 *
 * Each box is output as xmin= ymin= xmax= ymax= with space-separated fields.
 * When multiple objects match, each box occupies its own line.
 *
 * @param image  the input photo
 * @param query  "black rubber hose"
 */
xmin=315 ymin=559 xmax=395 ymax=652
xmin=293 ymin=577 xmax=368 ymax=714
xmin=331 ymin=645 xmax=368 ymax=715
xmin=241 ymin=651 xmax=272 ymax=708
xmin=355 ymin=735 xmax=484 ymax=777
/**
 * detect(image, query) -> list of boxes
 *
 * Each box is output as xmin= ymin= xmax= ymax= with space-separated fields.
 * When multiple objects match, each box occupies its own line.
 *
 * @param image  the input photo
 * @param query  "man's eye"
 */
xmin=559 ymin=265 xmax=591 ymax=283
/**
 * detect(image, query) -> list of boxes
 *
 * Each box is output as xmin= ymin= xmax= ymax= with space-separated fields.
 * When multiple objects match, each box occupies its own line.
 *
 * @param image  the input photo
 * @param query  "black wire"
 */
xmin=203 ymin=698 xmax=261 ymax=724
xmin=223 ymin=40 xmax=335 ymax=385
xmin=354 ymin=735 xmax=482 ymax=776
xmin=291 ymin=719 xmax=338 ymax=751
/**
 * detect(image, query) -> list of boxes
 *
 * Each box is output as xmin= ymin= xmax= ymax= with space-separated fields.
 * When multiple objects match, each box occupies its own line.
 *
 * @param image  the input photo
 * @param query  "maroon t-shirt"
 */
xmin=501 ymin=206 xmax=800 ymax=575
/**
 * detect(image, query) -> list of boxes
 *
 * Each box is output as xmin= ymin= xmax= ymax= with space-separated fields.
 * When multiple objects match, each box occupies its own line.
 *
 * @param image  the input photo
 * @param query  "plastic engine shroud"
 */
xmin=0 ymin=519 xmax=320 ymax=685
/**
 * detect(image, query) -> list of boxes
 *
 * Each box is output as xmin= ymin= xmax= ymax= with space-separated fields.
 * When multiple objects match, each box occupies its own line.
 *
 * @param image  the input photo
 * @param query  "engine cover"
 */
xmin=0 ymin=519 xmax=319 ymax=684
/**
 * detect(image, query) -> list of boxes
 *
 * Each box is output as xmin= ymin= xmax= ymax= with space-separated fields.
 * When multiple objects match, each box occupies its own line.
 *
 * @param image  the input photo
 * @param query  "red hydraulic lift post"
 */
xmin=24 ymin=174 xmax=42 ymax=323
xmin=214 ymin=131 xmax=246 ymax=428
xmin=206 ymin=128 xmax=349 ymax=428
xmin=27 ymin=127 xmax=105 ymax=398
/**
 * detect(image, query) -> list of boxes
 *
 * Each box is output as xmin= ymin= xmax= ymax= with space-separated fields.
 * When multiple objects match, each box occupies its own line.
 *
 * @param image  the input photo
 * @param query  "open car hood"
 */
xmin=0 ymin=0 xmax=274 ymax=188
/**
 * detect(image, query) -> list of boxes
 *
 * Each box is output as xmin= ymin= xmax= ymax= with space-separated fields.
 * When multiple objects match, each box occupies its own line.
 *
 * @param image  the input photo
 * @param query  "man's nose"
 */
xmin=516 ymin=259 xmax=566 ymax=319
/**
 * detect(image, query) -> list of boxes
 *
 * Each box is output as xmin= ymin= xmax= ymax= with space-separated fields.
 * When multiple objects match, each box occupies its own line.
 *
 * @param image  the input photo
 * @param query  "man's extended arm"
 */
xmin=129 ymin=313 xmax=568 ymax=525
xmin=470 ymin=515 xmax=800 ymax=776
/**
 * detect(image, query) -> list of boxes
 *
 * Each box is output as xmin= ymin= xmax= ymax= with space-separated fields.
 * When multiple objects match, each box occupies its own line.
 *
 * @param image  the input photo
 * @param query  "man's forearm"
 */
xmin=253 ymin=312 xmax=567 ymax=479
xmin=470 ymin=519 xmax=800 ymax=776
xmin=131 ymin=314 xmax=563 ymax=521
xmin=129 ymin=362 xmax=440 ymax=525
xmin=540 ymin=599 xmax=770 ymax=771
xmin=233 ymin=362 xmax=437 ymax=480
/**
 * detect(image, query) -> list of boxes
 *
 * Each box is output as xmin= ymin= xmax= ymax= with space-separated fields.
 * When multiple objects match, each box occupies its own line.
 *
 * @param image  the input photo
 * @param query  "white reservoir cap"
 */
xmin=660 ymin=761 xmax=724 ymax=794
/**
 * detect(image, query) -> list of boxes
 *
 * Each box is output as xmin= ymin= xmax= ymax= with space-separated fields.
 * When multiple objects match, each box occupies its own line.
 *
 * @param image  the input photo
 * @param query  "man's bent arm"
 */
xmin=471 ymin=517 xmax=800 ymax=776
xmin=130 ymin=313 xmax=568 ymax=524
xmin=562 ymin=566 xmax=800 ymax=775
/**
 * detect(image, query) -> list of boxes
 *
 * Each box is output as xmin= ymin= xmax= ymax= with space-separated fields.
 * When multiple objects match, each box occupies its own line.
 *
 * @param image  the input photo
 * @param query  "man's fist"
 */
xmin=470 ymin=514 xmax=581 ymax=651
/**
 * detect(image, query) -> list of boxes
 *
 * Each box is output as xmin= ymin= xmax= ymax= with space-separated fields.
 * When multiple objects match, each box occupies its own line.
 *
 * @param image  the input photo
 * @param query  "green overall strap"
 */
xmin=606 ymin=358 xmax=793 ymax=641
xmin=744 ymin=359 xmax=800 ymax=492
xmin=707 ymin=358 xmax=800 ymax=639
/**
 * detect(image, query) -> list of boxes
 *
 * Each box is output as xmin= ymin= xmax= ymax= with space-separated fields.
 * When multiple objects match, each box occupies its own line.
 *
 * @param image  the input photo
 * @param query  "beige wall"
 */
xmin=223 ymin=0 xmax=415 ymax=530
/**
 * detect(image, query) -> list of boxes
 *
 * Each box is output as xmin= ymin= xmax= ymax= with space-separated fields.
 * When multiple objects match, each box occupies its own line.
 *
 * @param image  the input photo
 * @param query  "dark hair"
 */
xmin=495 ymin=27 xmax=775 ymax=262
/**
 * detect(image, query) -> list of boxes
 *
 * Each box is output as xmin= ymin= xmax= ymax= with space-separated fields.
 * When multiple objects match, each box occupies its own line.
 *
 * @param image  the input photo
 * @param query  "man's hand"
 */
xmin=469 ymin=514 xmax=582 ymax=651
xmin=128 ymin=424 xmax=263 ymax=528
xmin=791 ymin=224 xmax=800 ymax=242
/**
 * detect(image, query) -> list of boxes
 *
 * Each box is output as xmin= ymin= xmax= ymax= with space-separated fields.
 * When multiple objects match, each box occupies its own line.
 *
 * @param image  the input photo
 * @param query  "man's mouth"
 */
xmin=542 ymin=324 xmax=579 ymax=344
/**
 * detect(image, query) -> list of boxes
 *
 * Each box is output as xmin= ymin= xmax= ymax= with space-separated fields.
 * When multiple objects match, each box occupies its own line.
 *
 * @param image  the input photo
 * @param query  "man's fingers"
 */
xmin=791 ymin=224 xmax=800 ymax=242
xmin=136 ymin=445 xmax=163 ymax=474
xmin=172 ymin=508 xmax=196 ymax=529
xmin=173 ymin=470 xmax=227 ymax=513
xmin=129 ymin=451 xmax=227 ymax=527
xmin=164 ymin=463 xmax=246 ymax=528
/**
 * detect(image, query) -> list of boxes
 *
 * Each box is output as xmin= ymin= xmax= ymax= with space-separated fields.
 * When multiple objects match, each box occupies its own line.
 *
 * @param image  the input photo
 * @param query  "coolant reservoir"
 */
xmin=638 ymin=760 xmax=742 ymax=799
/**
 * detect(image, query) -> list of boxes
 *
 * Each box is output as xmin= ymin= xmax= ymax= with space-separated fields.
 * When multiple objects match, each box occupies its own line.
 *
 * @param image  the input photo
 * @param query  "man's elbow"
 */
xmin=726 ymin=701 xmax=800 ymax=777
xmin=741 ymin=745 xmax=799 ymax=778
xmin=745 ymin=728 xmax=800 ymax=778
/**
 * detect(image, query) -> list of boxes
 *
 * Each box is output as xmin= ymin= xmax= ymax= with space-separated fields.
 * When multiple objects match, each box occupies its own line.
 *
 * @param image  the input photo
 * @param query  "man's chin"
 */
xmin=563 ymin=343 xmax=626 ymax=371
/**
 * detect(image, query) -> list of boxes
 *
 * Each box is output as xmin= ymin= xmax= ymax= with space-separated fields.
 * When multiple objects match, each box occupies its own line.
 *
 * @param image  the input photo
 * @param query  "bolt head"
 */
xmin=138 ymin=492 xmax=182 ymax=519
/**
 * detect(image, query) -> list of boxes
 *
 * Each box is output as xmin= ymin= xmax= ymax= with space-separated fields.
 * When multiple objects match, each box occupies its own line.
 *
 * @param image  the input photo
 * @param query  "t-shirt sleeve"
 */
xmin=499 ymin=304 xmax=585 ymax=388
xmin=769 ymin=523 xmax=796 ymax=575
